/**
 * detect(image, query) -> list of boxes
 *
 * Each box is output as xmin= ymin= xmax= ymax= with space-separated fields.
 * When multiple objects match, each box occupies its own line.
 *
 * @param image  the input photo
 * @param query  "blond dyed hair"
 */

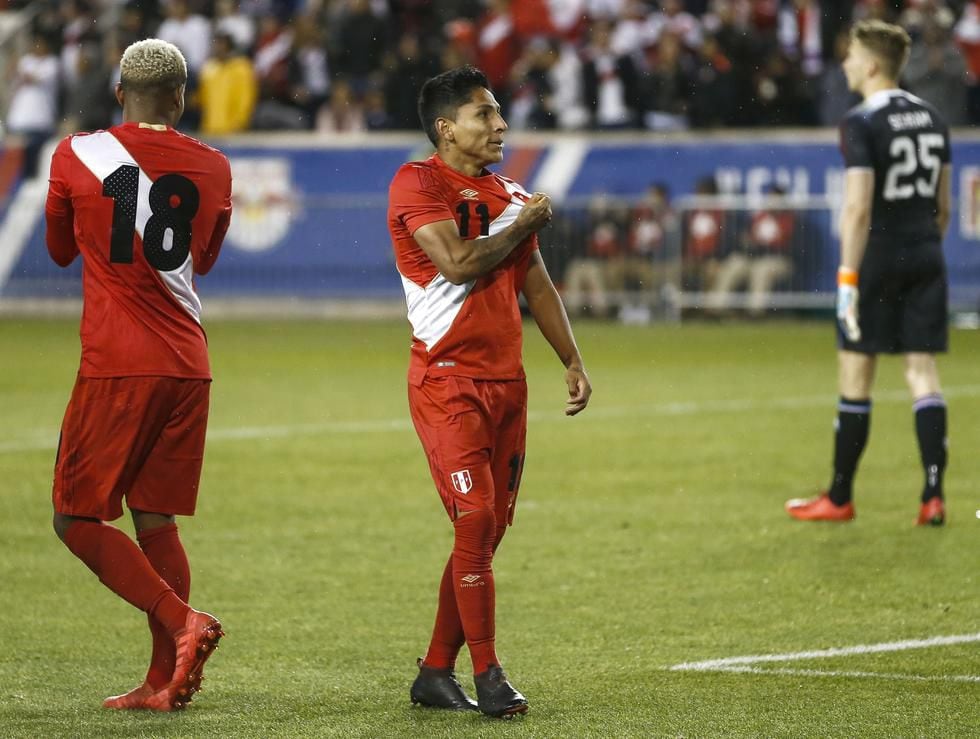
xmin=119 ymin=39 xmax=187 ymax=93
xmin=851 ymin=20 xmax=911 ymax=80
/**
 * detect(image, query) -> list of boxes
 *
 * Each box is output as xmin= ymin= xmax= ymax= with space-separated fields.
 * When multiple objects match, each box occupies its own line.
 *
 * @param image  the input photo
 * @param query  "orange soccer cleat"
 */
xmin=785 ymin=493 xmax=855 ymax=522
xmin=144 ymin=609 xmax=224 ymax=712
xmin=916 ymin=497 xmax=945 ymax=526
xmin=102 ymin=681 xmax=155 ymax=710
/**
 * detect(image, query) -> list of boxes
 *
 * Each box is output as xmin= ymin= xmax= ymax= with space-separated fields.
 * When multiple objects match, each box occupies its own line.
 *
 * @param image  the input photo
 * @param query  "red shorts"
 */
xmin=408 ymin=376 xmax=527 ymax=523
xmin=52 ymin=376 xmax=210 ymax=521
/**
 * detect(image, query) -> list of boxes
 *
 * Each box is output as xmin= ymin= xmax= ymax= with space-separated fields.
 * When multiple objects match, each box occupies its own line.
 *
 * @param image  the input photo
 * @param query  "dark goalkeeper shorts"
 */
xmin=52 ymin=376 xmax=210 ymax=520
xmin=839 ymin=238 xmax=948 ymax=354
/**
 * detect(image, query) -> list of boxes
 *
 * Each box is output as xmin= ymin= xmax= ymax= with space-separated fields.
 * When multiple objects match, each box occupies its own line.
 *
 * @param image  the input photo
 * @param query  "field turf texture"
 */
xmin=1 ymin=318 xmax=977 ymax=738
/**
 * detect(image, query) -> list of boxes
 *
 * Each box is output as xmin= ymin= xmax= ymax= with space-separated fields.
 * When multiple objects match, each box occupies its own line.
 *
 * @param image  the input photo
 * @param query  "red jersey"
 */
xmin=45 ymin=122 xmax=232 ymax=379
xmin=388 ymin=154 xmax=537 ymax=385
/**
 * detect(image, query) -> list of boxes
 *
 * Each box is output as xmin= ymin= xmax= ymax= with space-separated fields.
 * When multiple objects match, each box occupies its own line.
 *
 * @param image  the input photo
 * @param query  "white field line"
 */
xmin=669 ymin=632 xmax=980 ymax=684
xmin=682 ymin=666 xmax=980 ymax=684
xmin=4 ymin=383 xmax=980 ymax=455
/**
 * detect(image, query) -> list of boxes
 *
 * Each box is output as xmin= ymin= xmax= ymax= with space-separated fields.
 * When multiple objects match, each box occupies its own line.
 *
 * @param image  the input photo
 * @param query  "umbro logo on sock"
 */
xmin=460 ymin=574 xmax=485 ymax=587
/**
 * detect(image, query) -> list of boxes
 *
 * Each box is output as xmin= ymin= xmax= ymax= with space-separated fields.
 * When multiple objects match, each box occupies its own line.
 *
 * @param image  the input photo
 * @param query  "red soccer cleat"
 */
xmin=785 ymin=493 xmax=855 ymax=521
xmin=102 ymin=681 xmax=155 ymax=710
xmin=916 ymin=497 xmax=945 ymax=526
xmin=144 ymin=610 xmax=224 ymax=712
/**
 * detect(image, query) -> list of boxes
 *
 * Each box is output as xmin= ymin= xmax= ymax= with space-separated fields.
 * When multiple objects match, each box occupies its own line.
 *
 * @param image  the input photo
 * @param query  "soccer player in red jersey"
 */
xmin=388 ymin=66 xmax=592 ymax=718
xmin=45 ymin=39 xmax=232 ymax=711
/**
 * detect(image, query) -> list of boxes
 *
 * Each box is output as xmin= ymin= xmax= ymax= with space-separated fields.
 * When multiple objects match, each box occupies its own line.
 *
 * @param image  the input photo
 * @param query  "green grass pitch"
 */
xmin=1 ymin=317 xmax=978 ymax=738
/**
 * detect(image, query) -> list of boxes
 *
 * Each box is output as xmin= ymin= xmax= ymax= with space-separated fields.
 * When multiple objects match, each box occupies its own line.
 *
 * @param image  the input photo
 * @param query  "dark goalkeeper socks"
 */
xmin=828 ymin=397 xmax=871 ymax=506
xmin=913 ymin=393 xmax=947 ymax=503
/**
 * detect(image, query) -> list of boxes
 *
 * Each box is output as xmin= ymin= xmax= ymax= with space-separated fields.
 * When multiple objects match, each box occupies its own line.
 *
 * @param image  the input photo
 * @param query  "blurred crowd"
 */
xmin=3 ymin=0 xmax=979 ymax=149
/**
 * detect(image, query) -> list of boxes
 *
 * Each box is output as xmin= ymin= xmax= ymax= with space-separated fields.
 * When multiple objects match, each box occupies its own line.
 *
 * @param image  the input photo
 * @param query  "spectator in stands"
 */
xmin=687 ymin=33 xmax=736 ymax=127
xmin=334 ymin=0 xmax=388 ymax=98
xmin=59 ymin=0 xmax=97 ymax=89
xmin=638 ymin=31 xmax=693 ymax=130
xmin=647 ymin=0 xmax=704 ymax=50
xmin=286 ymin=13 xmax=330 ymax=129
xmin=111 ymin=2 xmax=153 ymax=58
xmin=819 ymin=28 xmax=861 ymax=125
xmin=779 ymin=0 xmax=824 ymax=77
xmin=317 ymin=78 xmax=366 ymax=132
xmin=703 ymin=0 xmax=764 ymax=126
xmin=6 ymin=32 xmax=60 ymax=178
xmin=563 ymin=195 xmax=625 ymax=317
xmin=251 ymin=13 xmax=301 ymax=129
xmin=63 ymin=41 xmax=113 ymax=134
xmin=507 ymin=37 xmax=559 ymax=130
xmin=383 ymin=32 xmax=441 ymax=129
xmin=156 ymin=0 xmax=212 ymax=76
xmin=198 ymin=32 xmax=258 ymax=135
xmin=682 ymin=175 xmax=725 ymax=291
xmin=752 ymin=48 xmax=814 ymax=126
xmin=214 ymin=0 xmax=256 ymax=54
xmin=582 ymin=19 xmax=640 ymax=128
xmin=904 ymin=15 xmax=970 ymax=126
xmin=707 ymin=185 xmax=796 ymax=315
xmin=471 ymin=0 xmax=520 ymax=114
xmin=622 ymin=182 xmax=681 ymax=307
xmin=954 ymin=0 xmax=980 ymax=122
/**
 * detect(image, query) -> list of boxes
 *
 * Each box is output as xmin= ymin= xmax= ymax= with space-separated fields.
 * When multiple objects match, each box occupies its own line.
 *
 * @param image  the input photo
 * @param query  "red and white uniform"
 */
xmin=388 ymin=154 xmax=538 ymax=387
xmin=46 ymin=122 xmax=232 ymax=520
xmin=388 ymin=154 xmax=536 ymax=521
xmin=46 ymin=122 xmax=232 ymax=380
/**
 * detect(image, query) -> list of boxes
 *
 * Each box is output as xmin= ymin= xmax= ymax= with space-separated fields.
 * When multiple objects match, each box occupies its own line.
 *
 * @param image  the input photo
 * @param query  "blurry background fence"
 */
xmin=1 ymin=133 xmax=978 ymax=318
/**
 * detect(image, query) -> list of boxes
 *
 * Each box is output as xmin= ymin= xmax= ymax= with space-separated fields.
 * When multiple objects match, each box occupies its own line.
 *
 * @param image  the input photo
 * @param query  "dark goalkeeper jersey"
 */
xmin=839 ymin=89 xmax=951 ymax=241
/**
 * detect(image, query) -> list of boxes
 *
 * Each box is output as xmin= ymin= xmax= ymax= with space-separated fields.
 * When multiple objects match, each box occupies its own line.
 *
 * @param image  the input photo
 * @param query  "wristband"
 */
xmin=837 ymin=267 xmax=859 ymax=287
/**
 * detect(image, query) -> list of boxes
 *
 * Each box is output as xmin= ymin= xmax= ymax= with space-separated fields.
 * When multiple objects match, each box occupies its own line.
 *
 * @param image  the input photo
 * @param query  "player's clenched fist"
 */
xmin=516 ymin=192 xmax=552 ymax=231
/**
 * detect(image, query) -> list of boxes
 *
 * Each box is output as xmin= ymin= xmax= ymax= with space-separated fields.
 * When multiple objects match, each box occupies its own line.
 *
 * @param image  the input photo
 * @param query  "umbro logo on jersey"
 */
xmin=451 ymin=469 xmax=473 ymax=494
xmin=459 ymin=189 xmax=479 ymax=199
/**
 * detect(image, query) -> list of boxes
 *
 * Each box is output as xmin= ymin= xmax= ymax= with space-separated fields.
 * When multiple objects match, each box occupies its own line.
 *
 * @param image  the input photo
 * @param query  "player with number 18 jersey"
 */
xmin=46 ymin=122 xmax=232 ymax=379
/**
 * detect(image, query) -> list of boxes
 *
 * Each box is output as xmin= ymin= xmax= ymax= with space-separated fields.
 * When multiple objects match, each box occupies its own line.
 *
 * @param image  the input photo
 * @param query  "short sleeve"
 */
xmin=839 ymin=113 xmax=873 ymax=169
xmin=389 ymin=164 xmax=454 ymax=235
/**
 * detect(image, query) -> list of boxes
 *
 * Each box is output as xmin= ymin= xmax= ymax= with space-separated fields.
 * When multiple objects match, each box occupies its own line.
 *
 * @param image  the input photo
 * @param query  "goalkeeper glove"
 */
xmin=837 ymin=267 xmax=861 ymax=343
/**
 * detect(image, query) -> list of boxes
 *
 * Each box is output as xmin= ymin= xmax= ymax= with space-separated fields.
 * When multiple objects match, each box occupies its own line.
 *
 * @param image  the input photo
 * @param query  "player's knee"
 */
xmin=904 ymin=361 xmax=938 ymax=396
xmin=453 ymin=507 xmax=496 ymax=558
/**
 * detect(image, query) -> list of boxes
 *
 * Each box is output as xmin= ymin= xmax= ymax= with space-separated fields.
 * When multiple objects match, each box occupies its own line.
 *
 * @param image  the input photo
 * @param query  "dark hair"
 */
xmin=417 ymin=65 xmax=490 ymax=146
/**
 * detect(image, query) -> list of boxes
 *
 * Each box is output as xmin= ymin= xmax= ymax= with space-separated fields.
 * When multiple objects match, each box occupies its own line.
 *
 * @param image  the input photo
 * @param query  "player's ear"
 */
xmin=436 ymin=117 xmax=454 ymax=144
xmin=114 ymin=82 xmax=125 ymax=109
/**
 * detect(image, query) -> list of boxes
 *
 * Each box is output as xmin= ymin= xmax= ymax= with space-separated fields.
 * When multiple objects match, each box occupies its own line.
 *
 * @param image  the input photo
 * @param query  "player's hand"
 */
xmin=565 ymin=366 xmax=591 ymax=416
xmin=516 ymin=193 xmax=552 ymax=233
xmin=836 ymin=267 xmax=861 ymax=343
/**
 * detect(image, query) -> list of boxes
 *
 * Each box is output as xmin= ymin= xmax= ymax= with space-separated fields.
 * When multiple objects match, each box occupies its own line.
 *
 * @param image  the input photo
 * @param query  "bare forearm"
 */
xmin=527 ymin=282 xmax=584 ymax=369
xmin=443 ymin=222 xmax=536 ymax=284
xmin=839 ymin=207 xmax=870 ymax=271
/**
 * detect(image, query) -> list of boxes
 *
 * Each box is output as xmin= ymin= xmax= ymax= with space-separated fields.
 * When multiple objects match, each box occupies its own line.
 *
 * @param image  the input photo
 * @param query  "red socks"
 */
xmin=423 ymin=556 xmax=466 ymax=669
xmin=137 ymin=523 xmax=191 ymax=689
xmin=64 ymin=520 xmax=189 ymax=636
xmin=451 ymin=509 xmax=499 ymax=674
